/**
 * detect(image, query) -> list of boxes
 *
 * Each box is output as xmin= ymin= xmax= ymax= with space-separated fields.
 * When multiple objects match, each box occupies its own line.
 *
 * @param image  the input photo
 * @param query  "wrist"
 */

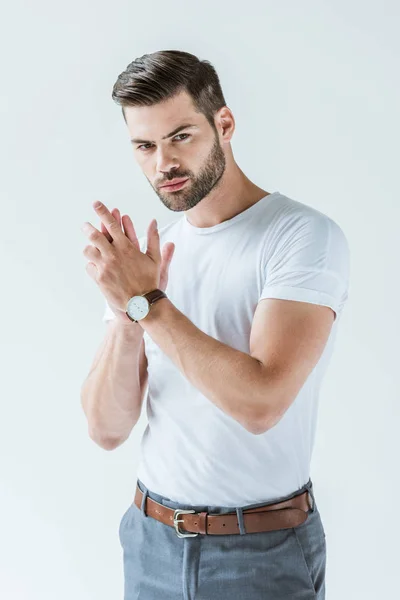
xmin=138 ymin=296 xmax=170 ymax=327
xmin=111 ymin=316 xmax=144 ymax=337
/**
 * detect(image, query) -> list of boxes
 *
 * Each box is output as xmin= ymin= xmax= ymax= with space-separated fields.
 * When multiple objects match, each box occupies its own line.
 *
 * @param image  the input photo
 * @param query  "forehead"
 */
xmin=125 ymin=90 xmax=204 ymax=140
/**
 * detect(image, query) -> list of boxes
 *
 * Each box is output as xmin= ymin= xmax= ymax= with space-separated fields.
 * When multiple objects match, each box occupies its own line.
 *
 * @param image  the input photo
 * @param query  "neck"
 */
xmin=184 ymin=161 xmax=270 ymax=229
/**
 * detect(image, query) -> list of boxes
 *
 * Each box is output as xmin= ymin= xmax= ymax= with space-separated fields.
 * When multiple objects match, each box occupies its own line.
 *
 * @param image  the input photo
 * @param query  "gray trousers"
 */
xmin=119 ymin=477 xmax=326 ymax=599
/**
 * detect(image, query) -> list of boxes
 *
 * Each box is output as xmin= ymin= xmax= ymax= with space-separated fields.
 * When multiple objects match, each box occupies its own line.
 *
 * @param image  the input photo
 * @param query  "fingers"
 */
xmin=146 ymin=219 xmax=161 ymax=263
xmin=162 ymin=242 xmax=175 ymax=265
xmin=83 ymin=244 xmax=101 ymax=262
xmin=121 ymin=214 xmax=140 ymax=250
xmin=85 ymin=261 xmax=98 ymax=280
xmin=101 ymin=208 xmax=121 ymax=242
xmin=159 ymin=242 xmax=175 ymax=290
xmin=100 ymin=207 xmax=139 ymax=251
xmin=81 ymin=222 xmax=112 ymax=254
xmin=93 ymin=201 xmax=126 ymax=245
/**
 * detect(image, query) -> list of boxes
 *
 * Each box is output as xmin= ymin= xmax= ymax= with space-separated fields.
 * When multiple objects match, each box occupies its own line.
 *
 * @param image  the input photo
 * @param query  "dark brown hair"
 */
xmin=111 ymin=50 xmax=227 ymax=133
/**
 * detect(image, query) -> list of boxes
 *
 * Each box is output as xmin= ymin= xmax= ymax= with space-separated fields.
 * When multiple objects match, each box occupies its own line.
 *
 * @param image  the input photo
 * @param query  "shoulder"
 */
xmin=266 ymin=192 xmax=349 ymax=251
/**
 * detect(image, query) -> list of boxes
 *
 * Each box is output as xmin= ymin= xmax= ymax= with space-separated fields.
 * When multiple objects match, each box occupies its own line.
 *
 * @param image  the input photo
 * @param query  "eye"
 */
xmin=137 ymin=133 xmax=190 ymax=152
xmin=174 ymin=133 xmax=190 ymax=142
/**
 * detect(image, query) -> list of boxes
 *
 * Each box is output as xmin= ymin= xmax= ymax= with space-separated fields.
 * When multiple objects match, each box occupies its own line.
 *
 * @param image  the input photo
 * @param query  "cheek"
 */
xmin=137 ymin=157 xmax=153 ymax=177
xmin=181 ymin=144 xmax=203 ymax=166
xmin=191 ymin=140 xmax=212 ymax=161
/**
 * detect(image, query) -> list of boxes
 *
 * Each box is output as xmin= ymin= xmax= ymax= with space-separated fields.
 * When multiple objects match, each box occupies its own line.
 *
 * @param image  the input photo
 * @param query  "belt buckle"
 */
xmin=173 ymin=509 xmax=199 ymax=538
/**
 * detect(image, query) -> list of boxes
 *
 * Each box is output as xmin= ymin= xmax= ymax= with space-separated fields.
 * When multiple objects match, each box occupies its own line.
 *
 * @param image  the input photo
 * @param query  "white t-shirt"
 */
xmin=102 ymin=191 xmax=350 ymax=506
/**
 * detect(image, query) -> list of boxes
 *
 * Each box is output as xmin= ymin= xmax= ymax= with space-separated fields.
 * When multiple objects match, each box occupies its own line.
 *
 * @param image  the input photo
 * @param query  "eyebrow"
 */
xmin=130 ymin=124 xmax=198 ymax=145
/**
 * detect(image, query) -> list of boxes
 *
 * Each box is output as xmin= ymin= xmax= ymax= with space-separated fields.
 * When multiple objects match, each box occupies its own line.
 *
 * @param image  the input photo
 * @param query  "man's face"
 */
xmin=125 ymin=90 xmax=226 ymax=212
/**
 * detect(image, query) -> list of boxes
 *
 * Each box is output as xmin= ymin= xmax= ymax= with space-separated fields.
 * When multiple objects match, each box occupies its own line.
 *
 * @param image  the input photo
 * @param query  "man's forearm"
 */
xmin=138 ymin=297 xmax=271 ymax=434
xmin=81 ymin=319 xmax=145 ymax=447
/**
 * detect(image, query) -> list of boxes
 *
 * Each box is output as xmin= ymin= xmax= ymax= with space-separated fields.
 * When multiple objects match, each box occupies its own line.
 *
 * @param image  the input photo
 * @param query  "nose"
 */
xmin=155 ymin=147 xmax=180 ymax=174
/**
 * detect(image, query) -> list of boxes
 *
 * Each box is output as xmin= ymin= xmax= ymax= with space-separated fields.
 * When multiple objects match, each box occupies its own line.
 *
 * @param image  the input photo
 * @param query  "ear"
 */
xmin=216 ymin=106 xmax=235 ymax=142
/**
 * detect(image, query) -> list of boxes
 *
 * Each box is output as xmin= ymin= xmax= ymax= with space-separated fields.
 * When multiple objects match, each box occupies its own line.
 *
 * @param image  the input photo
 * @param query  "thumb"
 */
xmin=159 ymin=242 xmax=175 ymax=290
xmin=161 ymin=242 xmax=175 ymax=270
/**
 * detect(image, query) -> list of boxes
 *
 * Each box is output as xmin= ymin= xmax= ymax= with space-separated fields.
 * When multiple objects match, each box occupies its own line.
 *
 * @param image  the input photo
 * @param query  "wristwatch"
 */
xmin=125 ymin=289 xmax=167 ymax=323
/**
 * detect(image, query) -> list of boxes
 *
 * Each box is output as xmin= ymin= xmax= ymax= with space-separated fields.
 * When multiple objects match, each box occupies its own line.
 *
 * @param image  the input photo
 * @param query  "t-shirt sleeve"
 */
xmin=259 ymin=213 xmax=350 ymax=321
xmin=102 ymin=234 xmax=147 ymax=322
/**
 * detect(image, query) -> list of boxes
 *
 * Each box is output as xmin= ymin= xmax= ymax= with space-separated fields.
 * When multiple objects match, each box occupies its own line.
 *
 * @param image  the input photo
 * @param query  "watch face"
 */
xmin=126 ymin=295 xmax=150 ymax=321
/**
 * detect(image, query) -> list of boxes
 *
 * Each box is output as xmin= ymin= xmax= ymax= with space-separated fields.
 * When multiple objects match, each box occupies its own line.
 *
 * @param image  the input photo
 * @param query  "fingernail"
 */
xmin=93 ymin=201 xmax=102 ymax=208
xmin=154 ymin=219 xmax=158 ymax=229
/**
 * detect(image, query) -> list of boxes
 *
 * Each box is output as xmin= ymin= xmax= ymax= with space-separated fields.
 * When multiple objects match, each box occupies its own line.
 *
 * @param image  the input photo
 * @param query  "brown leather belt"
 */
xmin=134 ymin=484 xmax=313 ymax=537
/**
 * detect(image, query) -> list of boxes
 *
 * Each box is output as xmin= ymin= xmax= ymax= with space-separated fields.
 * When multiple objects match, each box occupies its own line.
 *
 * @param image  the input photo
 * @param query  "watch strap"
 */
xmin=142 ymin=289 xmax=167 ymax=305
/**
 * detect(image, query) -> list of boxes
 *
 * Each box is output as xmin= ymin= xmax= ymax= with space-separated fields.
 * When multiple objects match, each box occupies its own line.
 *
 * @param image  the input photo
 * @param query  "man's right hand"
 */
xmin=101 ymin=208 xmax=175 ymax=323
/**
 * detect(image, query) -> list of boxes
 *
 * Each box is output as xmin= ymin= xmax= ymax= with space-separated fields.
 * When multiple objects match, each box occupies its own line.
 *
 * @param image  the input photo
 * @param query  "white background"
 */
xmin=1 ymin=1 xmax=399 ymax=598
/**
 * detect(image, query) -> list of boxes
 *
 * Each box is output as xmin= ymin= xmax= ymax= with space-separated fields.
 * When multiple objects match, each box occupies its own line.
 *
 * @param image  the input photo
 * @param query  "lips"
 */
xmin=160 ymin=178 xmax=189 ymax=189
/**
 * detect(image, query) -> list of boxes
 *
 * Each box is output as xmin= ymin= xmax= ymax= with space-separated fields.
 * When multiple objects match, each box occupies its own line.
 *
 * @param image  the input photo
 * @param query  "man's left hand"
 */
xmin=81 ymin=201 xmax=161 ymax=311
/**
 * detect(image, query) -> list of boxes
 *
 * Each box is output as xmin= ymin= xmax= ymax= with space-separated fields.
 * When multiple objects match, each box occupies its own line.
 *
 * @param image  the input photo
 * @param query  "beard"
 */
xmin=149 ymin=133 xmax=227 ymax=212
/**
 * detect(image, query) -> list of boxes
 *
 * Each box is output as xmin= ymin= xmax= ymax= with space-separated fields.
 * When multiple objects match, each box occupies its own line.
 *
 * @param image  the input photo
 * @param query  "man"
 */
xmin=80 ymin=50 xmax=350 ymax=599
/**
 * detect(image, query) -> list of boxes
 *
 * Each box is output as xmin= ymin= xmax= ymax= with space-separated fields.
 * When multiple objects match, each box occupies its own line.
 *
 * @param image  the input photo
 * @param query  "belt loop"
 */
xmin=141 ymin=488 xmax=149 ymax=517
xmin=236 ymin=507 xmax=246 ymax=535
xmin=304 ymin=479 xmax=315 ymax=513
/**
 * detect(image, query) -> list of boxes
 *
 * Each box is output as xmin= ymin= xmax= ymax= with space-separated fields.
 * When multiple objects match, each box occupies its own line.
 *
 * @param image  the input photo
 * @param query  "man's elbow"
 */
xmin=247 ymin=380 xmax=296 ymax=435
xmin=88 ymin=428 xmax=128 ymax=451
xmin=246 ymin=406 xmax=285 ymax=435
xmin=246 ymin=419 xmax=271 ymax=436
